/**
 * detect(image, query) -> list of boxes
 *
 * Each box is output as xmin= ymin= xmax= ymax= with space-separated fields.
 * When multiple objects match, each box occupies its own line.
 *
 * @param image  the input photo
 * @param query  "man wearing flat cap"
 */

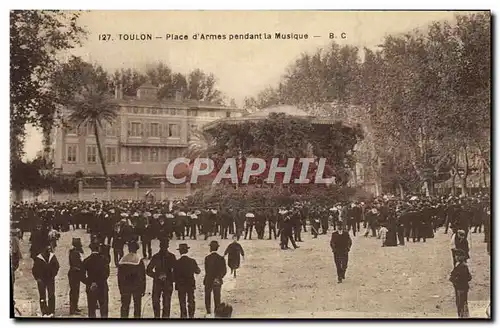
xmin=204 ymin=240 xmax=227 ymax=316
xmin=118 ymin=240 xmax=146 ymax=318
xmin=82 ymin=242 xmax=110 ymax=318
xmin=147 ymin=238 xmax=177 ymax=318
xmin=68 ymin=238 xmax=84 ymax=315
xmin=174 ymin=243 xmax=201 ymax=318
xmin=449 ymin=248 xmax=472 ymax=318
xmin=451 ymin=230 xmax=470 ymax=267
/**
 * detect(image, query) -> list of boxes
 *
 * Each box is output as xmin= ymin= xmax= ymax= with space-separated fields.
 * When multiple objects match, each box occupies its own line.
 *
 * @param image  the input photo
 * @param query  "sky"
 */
xmin=23 ymin=10 xmax=464 ymax=160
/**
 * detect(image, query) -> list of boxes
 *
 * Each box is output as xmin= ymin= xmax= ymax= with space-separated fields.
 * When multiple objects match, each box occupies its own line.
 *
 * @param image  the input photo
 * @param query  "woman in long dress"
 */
xmin=224 ymin=236 xmax=245 ymax=277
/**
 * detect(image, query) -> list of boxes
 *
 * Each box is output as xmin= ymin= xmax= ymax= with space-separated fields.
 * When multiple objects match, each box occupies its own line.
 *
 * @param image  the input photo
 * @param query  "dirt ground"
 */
xmin=13 ymin=226 xmax=490 ymax=318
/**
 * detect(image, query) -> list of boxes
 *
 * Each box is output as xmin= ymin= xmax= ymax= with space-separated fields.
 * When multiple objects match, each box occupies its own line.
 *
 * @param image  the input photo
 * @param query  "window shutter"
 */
xmin=144 ymin=122 xmax=150 ymax=137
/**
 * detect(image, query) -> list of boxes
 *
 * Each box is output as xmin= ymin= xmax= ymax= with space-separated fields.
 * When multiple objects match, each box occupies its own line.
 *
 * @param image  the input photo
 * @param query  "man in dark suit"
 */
xmin=146 ymin=238 xmax=177 ymax=318
xmin=203 ymin=240 xmax=227 ymax=316
xmin=330 ymin=223 xmax=352 ymax=283
xmin=174 ymin=243 xmax=201 ymax=318
xmin=82 ymin=242 xmax=110 ymax=318
xmin=68 ymin=238 xmax=84 ymax=315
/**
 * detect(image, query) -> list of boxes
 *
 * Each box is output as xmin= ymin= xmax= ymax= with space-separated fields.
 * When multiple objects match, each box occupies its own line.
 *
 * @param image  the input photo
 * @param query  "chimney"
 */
xmin=175 ymin=90 xmax=183 ymax=102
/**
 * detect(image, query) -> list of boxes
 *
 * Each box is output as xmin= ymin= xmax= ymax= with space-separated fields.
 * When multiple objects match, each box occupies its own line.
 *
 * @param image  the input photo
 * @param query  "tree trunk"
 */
xmin=423 ymin=180 xmax=430 ymax=197
xmin=398 ymin=183 xmax=404 ymax=200
xmin=94 ymin=124 xmax=108 ymax=177
xmin=13 ymin=189 xmax=22 ymax=202
xmin=461 ymin=176 xmax=468 ymax=197
xmin=451 ymin=173 xmax=456 ymax=196
xmin=461 ymin=145 xmax=470 ymax=197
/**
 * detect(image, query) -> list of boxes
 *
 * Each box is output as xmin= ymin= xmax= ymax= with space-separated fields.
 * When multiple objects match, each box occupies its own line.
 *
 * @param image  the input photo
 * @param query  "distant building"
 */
xmin=52 ymin=83 xmax=243 ymax=177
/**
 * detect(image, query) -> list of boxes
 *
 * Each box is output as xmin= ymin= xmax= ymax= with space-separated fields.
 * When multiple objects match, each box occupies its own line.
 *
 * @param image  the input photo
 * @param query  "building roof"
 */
xmin=112 ymin=96 xmax=238 ymax=111
xmin=203 ymin=104 xmax=344 ymax=131
xmin=247 ymin=105 xmax=311 ymax=118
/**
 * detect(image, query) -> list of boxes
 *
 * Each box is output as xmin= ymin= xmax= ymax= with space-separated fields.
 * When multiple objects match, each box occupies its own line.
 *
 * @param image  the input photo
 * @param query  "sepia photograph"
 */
xmin=9 ymin=10 xmax=491 ymax=319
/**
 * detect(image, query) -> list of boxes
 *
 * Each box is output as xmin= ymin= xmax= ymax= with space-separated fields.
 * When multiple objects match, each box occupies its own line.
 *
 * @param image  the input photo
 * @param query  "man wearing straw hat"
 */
xmin=118 ymin=240 xmax=146 ymax=318
xmin=32 ymin=243 xmax=59 ymax=317
xmin=204 ymin=240 xmax=227 ymax=316
xmin=174 ymin=243 xmax=201 ymax=318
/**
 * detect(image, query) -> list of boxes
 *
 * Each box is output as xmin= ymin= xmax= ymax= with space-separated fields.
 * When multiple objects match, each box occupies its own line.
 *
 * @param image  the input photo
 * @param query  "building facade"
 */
xmin=52 ymin=84 xmax=242 ymax=177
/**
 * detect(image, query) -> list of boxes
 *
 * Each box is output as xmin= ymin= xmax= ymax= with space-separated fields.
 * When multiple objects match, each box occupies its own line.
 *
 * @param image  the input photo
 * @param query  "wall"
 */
xmin=11 ymin=187 xmax=190 ymax=204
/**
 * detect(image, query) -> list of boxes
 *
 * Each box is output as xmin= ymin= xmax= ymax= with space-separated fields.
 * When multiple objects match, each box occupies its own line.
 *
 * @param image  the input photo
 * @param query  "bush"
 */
xmin=185 ymin=184 xmax=364 ymax=210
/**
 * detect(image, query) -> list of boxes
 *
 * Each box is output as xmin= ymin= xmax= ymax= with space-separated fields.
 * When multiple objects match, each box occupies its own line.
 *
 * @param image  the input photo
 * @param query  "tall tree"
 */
xmin=57 ymin=60 xmax=117 ymax=177
xmin=187 ymin=69 xmax=223 ymax=104
xmin=10 ymin=10 xmax=86 ymax=162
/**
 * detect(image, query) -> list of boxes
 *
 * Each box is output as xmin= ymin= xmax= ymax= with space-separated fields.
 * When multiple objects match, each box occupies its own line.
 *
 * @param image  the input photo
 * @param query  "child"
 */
xmin=379 ymin=225 xmax=388 ymax=247
xmin=449 ymin=248 xmax=472 ymax=318
xmin=224 ymin=236 xmax=245 ymax=277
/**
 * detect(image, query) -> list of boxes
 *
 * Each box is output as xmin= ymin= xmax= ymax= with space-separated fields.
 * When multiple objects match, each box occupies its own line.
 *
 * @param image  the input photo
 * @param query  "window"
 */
xmin=106 ymin=147 xmax=117 ymax=164
xmin=105 ymin=122 xmax=116 ymax=136
xmin=149 ymin=148 xmax=160 ymax=162
xmin=66 ymin=124 xmax=78 ymax=135
xmin=87 ymin=146 xmax=97 ymax=163
xmin=209 ymin=111 xmax=216 ymax=117
xmin=160 ymin=148 xmax=168 ymax=162
xmin=130 ymin=148 xmax=142 ymax=163
xmin=168 ymin=124 xmax=180 ymax=138
xmin=66 ymin=144 xmax=77 ymax=163
xmin=226 ymin=111 xmax=231 ymax=118
xmin=169 ymin=148 xmax=184 ymax=159
xmin=86 ymin=124 xmax=95 ymax=136
xmin=129 ymin=122 xmax=142 ymax=137
xmin=150 ymin=123 xmax=160 ymax=137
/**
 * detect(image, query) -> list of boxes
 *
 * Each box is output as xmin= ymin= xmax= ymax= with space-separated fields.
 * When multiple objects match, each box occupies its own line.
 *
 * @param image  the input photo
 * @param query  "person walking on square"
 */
xmin=68 ymin=238 xmax=84 ymax=315
xmin=174 ymin=243 xmax=201 ymax=318
xmin=146 ymin=238 xmax=177 ymax=318
xmin=82 ymin=242 xmax=110 ymax=318
xmin=330 ymin=223 xmax=352 ymax=283
xmin=224 ymin=235 xmax=245 ymax=277
xmin=451 ymin=230 xmax=470 ymax=267
xmin=449 ymin=248 xmax=472 ymax=318
xmin=118 ymin=240 xmax=146 ymax=318
xmin=32 ymin=244 xmax=59 ymax=317
xmin=204 ymin=240 xmax=227 ymax=316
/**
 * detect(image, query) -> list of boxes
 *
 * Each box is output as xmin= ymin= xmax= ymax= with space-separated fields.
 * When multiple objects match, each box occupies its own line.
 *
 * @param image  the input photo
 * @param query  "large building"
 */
xmin=52 ymin=83 xmax=243 ymax=177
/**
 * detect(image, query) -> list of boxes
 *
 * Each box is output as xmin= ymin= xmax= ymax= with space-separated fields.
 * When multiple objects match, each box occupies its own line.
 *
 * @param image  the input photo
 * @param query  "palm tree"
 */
xmin=184 ymin=129 xmax=215 ymax=160
xmin=68 ymin=84 xmax=117 ymax=177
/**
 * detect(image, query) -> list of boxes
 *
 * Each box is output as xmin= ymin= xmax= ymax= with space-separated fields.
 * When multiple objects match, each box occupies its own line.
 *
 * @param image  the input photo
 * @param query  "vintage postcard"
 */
xmin=10 ymin=10 xmax=491 ymax=319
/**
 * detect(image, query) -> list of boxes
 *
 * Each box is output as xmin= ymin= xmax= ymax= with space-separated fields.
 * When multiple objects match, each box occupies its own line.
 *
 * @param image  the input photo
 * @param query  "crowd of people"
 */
xmin=10 ymin=192 xmax=490 ymax=318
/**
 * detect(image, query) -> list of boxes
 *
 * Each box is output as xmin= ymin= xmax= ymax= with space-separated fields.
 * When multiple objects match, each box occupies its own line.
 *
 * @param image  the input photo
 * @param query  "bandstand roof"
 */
xmin=203 ymin=104 xmax=342 ymax=131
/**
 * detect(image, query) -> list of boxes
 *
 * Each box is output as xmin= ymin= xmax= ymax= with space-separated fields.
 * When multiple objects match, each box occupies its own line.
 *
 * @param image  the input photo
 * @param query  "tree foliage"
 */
xmin=112 ymin=63 xmax=224 ymax=103
xmin=204 ymin=113 xmax=363 ymax=185
xmin=10 ymin=10 xmax=86 ymax=161
xmin=246 ymin=12 xmax=490 ymax=195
